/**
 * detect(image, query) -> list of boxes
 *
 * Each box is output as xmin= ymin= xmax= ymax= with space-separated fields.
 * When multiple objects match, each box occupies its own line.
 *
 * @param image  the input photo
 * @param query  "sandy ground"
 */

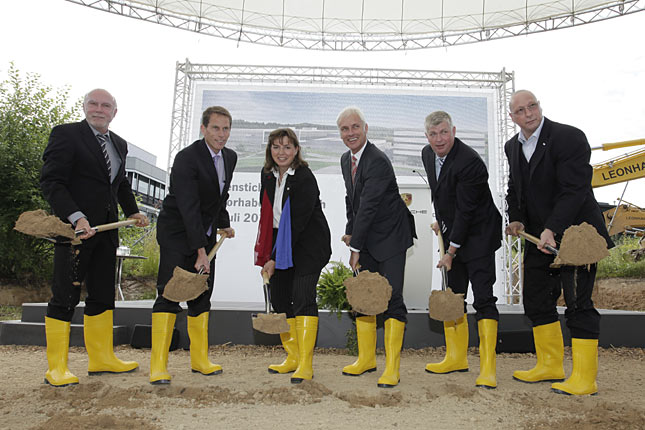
xmin=0 ymin=344 xmax=644 ymax=430
xmin=1 ymin=277 xmax=644 ymax=429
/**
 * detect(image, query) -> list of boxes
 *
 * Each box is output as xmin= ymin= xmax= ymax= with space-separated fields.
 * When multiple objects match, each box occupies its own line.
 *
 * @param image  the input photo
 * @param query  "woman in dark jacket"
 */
xmin=254 ymin=128 xmax=331 ymax=383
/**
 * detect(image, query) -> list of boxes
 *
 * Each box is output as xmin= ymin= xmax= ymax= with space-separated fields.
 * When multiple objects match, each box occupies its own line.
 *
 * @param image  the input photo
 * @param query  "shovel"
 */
xmin=15 ymin=209 xmax=139 ymax=244
xmin=251 ymin=272 xmax=290 ymax=334
xmin=518 ymin=229 xmax=580 ymax=312
xmin=428 ymin=228 xmax=464 ymax=322
xmin=518 ymin=231 xmax=558 ymax=255
xmin=343 ymin=267 xmax=392 ymax=316
xmin=161 ymin=232 xmax=227 ymax=302
xmin=56 ymin=219 xmax=139 ymax=244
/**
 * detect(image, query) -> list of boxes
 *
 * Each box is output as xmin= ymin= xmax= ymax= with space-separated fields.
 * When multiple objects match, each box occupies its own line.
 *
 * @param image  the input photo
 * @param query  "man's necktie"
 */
xmin=436 ymin=157 xmax=444 ymax=180
xmin=351 ymin=155 xmax=358 ymax=183
xmin=207 ymin=153 xmax=226 ymax=237
xmin=213 ymin=153 xmax=225 ymax=194
xmin=96 ymin=134 xmax=112 ymax=178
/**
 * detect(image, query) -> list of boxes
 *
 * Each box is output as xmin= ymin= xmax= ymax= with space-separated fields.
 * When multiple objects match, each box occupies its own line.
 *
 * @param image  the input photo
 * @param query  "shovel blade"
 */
xmin=162 ymin=267 xmax=208 ymax=302
xmin=429 ymin=288 xmax=464 ymax=322
xmin=251 ymin=313 xmax=290 ymax=334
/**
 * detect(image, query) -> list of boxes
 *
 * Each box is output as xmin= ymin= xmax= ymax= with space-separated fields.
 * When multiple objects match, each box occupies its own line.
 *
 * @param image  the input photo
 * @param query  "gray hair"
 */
xmin=509 ymin=89 xmax=537 ymax=111
xmin=424 ymin=111 xmax=453 ymax=132
xmin=83 ymin=88 xmax=117 ymax=108
xmin=336 ymin=106 xmax=366 ymax=128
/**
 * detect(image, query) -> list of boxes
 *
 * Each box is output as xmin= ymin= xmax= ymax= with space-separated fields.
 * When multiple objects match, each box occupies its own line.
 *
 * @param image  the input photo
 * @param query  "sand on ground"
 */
xmin=0 ymin=344 xmax=644 ymax=430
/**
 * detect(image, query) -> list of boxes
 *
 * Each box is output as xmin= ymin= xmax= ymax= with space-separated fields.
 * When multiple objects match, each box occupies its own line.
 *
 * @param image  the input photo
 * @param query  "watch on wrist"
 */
xmin=446 ymin=251 xmax=456 ymax=258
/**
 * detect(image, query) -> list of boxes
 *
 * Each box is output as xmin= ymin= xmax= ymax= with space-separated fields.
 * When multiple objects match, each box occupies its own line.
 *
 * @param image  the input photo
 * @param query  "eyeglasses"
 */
xmin=511 ymin=102 xmax=540 ymax=116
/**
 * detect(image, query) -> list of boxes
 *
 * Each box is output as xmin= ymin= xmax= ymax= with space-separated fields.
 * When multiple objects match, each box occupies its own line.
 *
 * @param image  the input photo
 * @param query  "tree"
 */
xmin=0 ymin=63 xmax=82 ymax=280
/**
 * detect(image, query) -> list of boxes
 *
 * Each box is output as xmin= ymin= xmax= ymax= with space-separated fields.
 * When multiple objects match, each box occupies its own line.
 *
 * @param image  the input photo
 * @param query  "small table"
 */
xmin=115 ymin=249 xmax=147 ymax=300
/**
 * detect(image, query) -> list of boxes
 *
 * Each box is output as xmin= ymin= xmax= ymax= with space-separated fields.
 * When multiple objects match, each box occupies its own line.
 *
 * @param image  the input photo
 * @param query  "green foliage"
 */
xmin=117 ymin=203 xmax=159 ymax=279
xmin=345 ymin=326 xmax=358 ymax=356
xmin=597 ymin=236 xmax=645 ymax=278
xmin=317 ymin=261 xmax=353 ymax=319
xmin=0 ymin=63 xmax=82 ymax=280
xmin=0 ymin=305 xmax=21 ymax=321
xmin=121 ymin=225 xmax=160 ymax=278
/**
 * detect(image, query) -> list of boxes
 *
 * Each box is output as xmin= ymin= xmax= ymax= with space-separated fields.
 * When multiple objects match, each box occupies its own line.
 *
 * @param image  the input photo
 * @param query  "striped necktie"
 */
xmin=351 ymin=155 xmax=358 ymax=183
xmin=96 ymin=134 xmax=112 ymax=178
xmin=436 ymin=156 xmax=445 ymax=180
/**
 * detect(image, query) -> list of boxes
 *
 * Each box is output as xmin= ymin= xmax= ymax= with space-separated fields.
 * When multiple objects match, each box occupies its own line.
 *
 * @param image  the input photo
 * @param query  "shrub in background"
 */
xmin=0 ymin=63 xmax=81 ymax=281
xmin=597 ymin=236 xmax=645 ymax=278
xmin=316 ymin=261 xmax=357 ymax=354
xmin=317 ymin=261 xmax=353 ymax=318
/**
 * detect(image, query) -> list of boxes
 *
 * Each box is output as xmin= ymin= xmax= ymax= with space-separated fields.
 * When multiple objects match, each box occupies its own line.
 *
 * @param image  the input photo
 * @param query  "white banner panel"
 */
xmin=189 ymin=84 xmax=502 ymax=309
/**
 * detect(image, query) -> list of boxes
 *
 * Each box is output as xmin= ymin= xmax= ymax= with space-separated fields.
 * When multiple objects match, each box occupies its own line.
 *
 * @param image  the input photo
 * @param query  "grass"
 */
xmin=597 ymin=236 xmax=645 ymax=278
xmin=123 ymin=232 xmax=160 ymax=278
xmin=0 ymin=305 xmax=21 ymax=321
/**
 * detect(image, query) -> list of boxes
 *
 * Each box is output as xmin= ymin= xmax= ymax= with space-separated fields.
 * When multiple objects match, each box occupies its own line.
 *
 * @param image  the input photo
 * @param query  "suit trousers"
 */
xmin=47 ymin=233 xmax=117 ymax=321
xmin=448 ymin=253 xmax=499 ymax=321
xmin=269 ymin=269 xmax=319 ymax=318
xmin=523 ymin=243 xmax=600 ymax=339
xmin=153 ymin=245 xmax=215 ymax=317
xmin=358 ymin=250 xmax=407 ymax=323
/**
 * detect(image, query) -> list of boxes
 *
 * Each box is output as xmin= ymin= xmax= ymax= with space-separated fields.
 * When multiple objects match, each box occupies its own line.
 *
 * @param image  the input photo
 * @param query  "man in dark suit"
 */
xmin=505 ymin=90 xmax=613 ymax=395
xmin=41 ymin=88 xmax=149 ymax=387
xmin=150 ymin=106 xmax=237 ymax=385
xmin=421 ymin=111 xmax=502 ymax=389
xmin=337 ymin=106 xmax=416 ymax=388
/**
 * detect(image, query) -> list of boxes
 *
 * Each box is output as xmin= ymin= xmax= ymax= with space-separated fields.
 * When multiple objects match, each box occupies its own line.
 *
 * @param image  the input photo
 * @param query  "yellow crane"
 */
xmin=591 ymin=138 xmax=645 ymax=188
xmin=591 ymin=139 xmax=645 ymax=250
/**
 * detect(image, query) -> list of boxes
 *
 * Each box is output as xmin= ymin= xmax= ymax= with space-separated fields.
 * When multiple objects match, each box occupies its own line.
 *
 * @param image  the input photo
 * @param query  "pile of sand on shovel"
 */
xmin=429 ymin=288 xmax=465 ymax=322
xmin=343 ymin=271 xmax=392 ymax=315
xmin=252 ymin=313 xmax=290 ymax=334
xmin=552 ymin=222 xmax=610 ymax=267
xmin=14 ymin=209 xmax=77 ymax=243
xmin=162 ymin=267 xmax=209 ymax=302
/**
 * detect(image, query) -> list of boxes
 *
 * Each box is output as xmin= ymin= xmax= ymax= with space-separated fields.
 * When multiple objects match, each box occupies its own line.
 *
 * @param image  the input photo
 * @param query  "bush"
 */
xmin=317 ymin=261 xmax=357 ymax=354
xmin=316 ymin=261 xmax=353 ymax=318
xmin=119 ymin=220 xmax=159 ymax=279
xmin=596 ymin=236 xmax=645 ymax=278
xmin=0 ymin=63 xmax=81 ymax=281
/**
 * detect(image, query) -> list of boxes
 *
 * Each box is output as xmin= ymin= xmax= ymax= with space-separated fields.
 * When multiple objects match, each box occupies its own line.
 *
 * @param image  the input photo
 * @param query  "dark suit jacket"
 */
xmin=260 ymin=166 xmax=331 ymax=275
xmin=40 ymin=119 xmax=139 ymax=246
xmin=156 ymin=139 xmax=237 ymax=254
xmin=341 ymin=141 xmax=416 ymax=261
xmin=422 ymin=138 xmax=502 ymax=262
xmin=505 ymin=117 xmax=612 ymax=247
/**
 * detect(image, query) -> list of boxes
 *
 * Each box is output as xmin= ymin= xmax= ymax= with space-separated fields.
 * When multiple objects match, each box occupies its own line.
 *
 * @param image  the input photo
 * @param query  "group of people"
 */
xmin=39 ymin=87 xmax=611 ymax=397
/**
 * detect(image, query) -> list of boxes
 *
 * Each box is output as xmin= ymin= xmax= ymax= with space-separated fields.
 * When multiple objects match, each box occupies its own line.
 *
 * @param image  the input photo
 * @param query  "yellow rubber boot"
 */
xmin=342 ymin=315 xmax=377 ymax=376
xmin=269 ymin=318 xmax=299 ymax=374
xmin=291 ymin=316 xmax=319 ymax=384
xmin=187 ymin=312 xmax=222 ymax=375
xmin=377 ymin=318 xmax=405 ymax=388
xmin=552 ymin=338 xmax=599 ymax=395
xmin=44 ymin=317 xmax=79 ymax=387
xmin=513 ymin=321 xmax=565 ymax=383
xmin=84 ymin=310 xmax=138 ymax=374
xmin=426 ymin=314 xmax=469 ymax=374
xmin=475 ymin=319 xmax=498 ymax=389
xmin=150 ymin=312 xmax=176 ymax=385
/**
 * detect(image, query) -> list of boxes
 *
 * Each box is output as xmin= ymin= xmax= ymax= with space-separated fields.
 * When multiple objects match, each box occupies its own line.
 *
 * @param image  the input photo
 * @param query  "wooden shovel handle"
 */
xmin=206 ymin=233 xmax=228 ymax=263
xmin=518 ymin=231 xmax=559 ymax=255
xmin=436 ymin=228 xmax=446 ymax=257
xmin=76 ymin=219 xmax=138 ymax=235
xmin=436 ymin=226 xmax=449 ymax=290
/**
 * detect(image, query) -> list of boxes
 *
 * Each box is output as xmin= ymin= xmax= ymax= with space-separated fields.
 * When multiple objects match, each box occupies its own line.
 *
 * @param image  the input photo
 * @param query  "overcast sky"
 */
xmin=1 ymin=0 xmax=643 ymax=205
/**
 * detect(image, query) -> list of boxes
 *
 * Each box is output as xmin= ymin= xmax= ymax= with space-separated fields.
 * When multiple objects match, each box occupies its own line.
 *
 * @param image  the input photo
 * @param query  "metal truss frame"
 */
xmin=66 ymin=0 xmax=644 ymax=51
xmin=168 ymin=61 xmax=521 ymax=302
